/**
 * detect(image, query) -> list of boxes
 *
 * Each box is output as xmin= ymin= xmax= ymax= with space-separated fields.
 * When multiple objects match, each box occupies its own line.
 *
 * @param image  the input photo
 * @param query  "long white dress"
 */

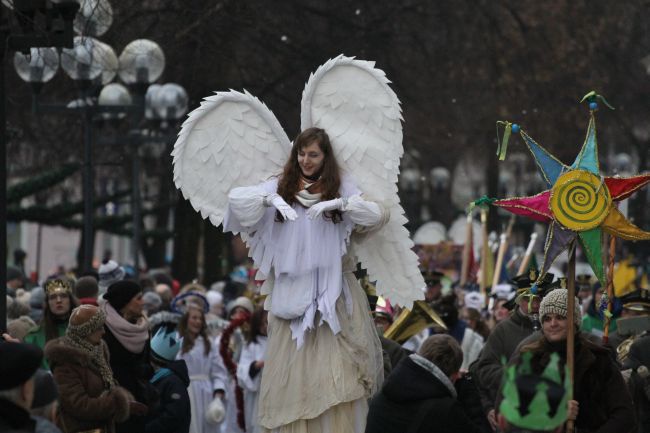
xmin=177 ymin=336 xmax=229 ymax=433
xmin=224 ymin=176 xmax=385 ymax=433
xmin=236 ymin=336 xmax=268 ymax=433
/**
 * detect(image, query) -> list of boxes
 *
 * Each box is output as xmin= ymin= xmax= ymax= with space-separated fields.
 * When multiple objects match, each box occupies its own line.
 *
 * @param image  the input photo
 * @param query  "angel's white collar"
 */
xmin=295 ymin=188 xmax=322 ymax=208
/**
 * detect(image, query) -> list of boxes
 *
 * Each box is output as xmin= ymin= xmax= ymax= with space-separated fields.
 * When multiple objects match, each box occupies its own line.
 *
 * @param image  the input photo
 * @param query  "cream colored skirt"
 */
xmin=258 ymin=271 xmax=383 ymax=433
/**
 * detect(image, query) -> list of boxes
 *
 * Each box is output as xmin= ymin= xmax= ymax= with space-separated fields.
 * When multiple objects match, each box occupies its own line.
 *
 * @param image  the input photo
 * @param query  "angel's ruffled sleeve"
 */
xmin=344 ymin=195 xmax=390 ymax=231
xmin=223 ymin=178 xmax=278 ymax=232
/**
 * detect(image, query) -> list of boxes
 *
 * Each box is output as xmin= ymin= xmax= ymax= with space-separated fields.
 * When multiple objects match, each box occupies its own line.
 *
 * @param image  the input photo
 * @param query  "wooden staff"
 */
xmin=566 ymin=242 xmax=576 ymax=433
xmin=460 ymin=213 xmax=473 ymax=287
xmin=517 ymin=232 xmax=538 ymax=275
xmin=492 ymin=234 xmax=507 ymax=289
xmin=492 ymin=216 xmax=516 ymax=288
xmin=479 ymin=208 xmax=490 ymax=300
xmin=603 ymin=235 xmax=616 ymax=344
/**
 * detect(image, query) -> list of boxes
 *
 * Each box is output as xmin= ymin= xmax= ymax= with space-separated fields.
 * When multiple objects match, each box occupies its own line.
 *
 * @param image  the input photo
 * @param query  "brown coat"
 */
xmin=45 ymin=338 xmax=131 ymax=433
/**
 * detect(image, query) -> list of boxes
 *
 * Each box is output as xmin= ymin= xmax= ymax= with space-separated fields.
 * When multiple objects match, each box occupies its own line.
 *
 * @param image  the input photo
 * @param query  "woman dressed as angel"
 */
xmin=223 ymin=127 xmax=385 ymax=432
xmin=173 ymin=55 xmax=425 ymax=433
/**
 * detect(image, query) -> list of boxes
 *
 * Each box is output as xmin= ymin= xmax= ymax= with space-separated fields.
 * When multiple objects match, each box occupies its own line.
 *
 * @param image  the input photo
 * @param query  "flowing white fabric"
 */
xmin=268 ymin=399 xmax=368 ymax=433
xmin=237 ymin=336 xmax=268 ymax=433
xmin=177 ymin=336 xmax=229 ymax=433
xmin=258 ymin=261 xmax=383 ymax=432
xmin=225 ymin=177 xmax=384 ymax=431
xmin=224 ymin=176 xmax=386 ymax=348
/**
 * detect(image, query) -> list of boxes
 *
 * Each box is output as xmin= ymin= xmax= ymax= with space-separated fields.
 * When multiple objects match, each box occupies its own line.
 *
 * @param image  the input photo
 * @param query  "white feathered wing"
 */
xmin=301 ymin=55 xmax=424 ymax=308
xmin=172 ymin=90 xmax=290 ymax=228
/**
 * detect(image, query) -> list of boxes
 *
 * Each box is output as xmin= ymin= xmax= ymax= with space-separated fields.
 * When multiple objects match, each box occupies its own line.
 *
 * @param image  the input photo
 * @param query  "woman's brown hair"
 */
xmin=276 ymin=127 xmax=342 ymax=222
xmin=178 ymin=305 xmax=211 ymax=356
xmin=43 ymin=293 xmax=79 ymax=342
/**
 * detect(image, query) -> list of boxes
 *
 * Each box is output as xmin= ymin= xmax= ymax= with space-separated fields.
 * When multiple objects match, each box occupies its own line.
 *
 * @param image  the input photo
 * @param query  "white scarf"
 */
xmin=295 ymin=181 xmax=322 ymax=208
xmin=102 ymin=302 xmax=149 ymax=353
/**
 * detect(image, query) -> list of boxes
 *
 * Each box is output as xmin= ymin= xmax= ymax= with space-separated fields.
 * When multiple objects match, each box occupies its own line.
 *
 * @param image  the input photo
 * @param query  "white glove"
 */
xmin=263 ymin=193 xmax=298 ymax=221
xmin=205 ymin=396 xmax=225 ymax=424
xmin=307 ymin=198 xmax=346 ymax=220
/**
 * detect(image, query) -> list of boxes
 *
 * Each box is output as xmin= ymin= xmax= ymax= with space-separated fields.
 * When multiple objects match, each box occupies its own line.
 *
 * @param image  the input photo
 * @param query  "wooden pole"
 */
xmin=460 ymin=213 xmax=473 ymax=287
xmin=603 ymin=235 xmax=616 ymax=344
xmin=492 ymin=216 xmax=516 ymax=288
xmin=517 ymin=232 xmax=538 ymax=275
xmin=566 ymin=242 xmax=576 ymax=433
xmin=479 ymin=208 xmax=489 ymax=300
xmin=492 ymin=233 xmax=507 ymax=288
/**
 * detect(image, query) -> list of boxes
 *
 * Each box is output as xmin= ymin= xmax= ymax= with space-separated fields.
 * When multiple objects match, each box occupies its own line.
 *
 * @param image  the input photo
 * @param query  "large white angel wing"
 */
xmin=301 ymin=55 xmax=424 ymax=308
xmin=172 ymin=90 xmax=291 ymax=228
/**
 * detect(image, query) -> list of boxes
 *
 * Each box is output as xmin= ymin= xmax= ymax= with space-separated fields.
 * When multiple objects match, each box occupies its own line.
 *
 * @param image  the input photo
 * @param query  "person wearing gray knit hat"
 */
xmin=510 ymin=287 xmax=635 ymax=433
xmin=539 ymin=288 xmax=582 ymax=329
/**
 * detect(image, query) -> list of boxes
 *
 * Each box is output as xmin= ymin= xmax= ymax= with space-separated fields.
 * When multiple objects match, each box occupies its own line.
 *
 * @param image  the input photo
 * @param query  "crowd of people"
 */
xmin=1 ymin=124 xmax=648 ymax=433
xmin=2 ymin=260 xmax=268 ymax=433
xmin=3 ymin=256 xmax=649 ymax=433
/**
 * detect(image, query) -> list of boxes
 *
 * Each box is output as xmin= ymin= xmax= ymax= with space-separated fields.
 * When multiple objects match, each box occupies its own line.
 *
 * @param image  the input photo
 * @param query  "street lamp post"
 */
xmin=116 ymin=39 xmax=165 ymax=275
xmin=97 ymin=81 xmax=188 ymax=275
xmin=13 ymin=30 xmax=182 ymax=274
xmin=1 ymin=0 xmax=78 ymax=331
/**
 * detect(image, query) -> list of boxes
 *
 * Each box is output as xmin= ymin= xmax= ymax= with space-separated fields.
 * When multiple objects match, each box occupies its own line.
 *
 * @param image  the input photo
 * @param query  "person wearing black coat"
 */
xmin=365 ymin=335 xmax=490 ymax=433
xmin=0 ymin=342 xmax=43 ymax=433
xmin=145 ymin=359 xmax=191 ymax=433
xmin=145 ymin=327 xmax=191 ymax=433
xmin=101 ymin=281 xmax=153 ymax=433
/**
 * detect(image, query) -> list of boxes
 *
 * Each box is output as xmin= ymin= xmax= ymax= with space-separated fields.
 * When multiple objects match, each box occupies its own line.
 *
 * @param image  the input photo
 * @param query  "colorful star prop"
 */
xmin=493 ymin=101 xmax=650 ymax=285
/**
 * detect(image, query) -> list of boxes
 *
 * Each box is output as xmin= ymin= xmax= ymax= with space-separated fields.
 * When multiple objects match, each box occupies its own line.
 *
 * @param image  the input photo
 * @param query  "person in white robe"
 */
xmin=177 ymin=304 xmax=229 ymax=433
xmin=223 ymin=128 xmax=385 ymax=433
xmin=236 ymin=308 xmax=268 ymax=433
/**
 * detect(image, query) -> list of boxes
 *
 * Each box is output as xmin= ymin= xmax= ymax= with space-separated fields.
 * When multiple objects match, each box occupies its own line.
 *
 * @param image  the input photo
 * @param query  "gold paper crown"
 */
xmin=45 ymin=279 xmax=73 ymax=295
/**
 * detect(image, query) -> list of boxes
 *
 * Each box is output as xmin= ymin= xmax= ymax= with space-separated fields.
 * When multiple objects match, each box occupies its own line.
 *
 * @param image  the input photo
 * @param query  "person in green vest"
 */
xmin=24 ymin=278 xmax=79 ymax=369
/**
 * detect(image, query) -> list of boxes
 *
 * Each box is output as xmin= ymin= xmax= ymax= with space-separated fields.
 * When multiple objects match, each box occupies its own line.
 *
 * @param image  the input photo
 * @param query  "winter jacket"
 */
xmin=103 ymin=326 xmax=154 ymax=433
xmin=145 ymin=360 xmax=191 ymax=433
xmin=0 ymin=398 xmax=36 ymax=433
xmin=508 ymin=336 xmax=636 ymax=433
xmin=44 ymin=338 xmax=131 ymax=433
xmin=365 ymin=356 xmax=489 ymax=433
xmin=471 ymin=307 xmax=535 ymax=410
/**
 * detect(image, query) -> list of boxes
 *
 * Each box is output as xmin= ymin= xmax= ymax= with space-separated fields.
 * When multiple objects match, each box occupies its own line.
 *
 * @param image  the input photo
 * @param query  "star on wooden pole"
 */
xmin=492 ymin=96 xmax=650 ymax=285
